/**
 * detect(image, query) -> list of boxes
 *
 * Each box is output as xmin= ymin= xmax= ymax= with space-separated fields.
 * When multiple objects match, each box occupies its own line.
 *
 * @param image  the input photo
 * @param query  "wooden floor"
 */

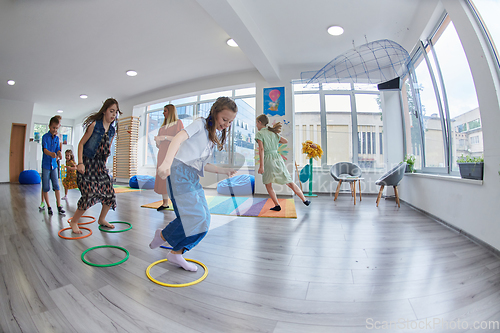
xmin=1 ymin=183 xmax=500 ymax=333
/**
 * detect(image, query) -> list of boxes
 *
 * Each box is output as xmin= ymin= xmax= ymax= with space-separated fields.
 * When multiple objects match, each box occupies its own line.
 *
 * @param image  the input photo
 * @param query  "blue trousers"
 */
xmin=161 ymin=159 xmax=210 ymax=252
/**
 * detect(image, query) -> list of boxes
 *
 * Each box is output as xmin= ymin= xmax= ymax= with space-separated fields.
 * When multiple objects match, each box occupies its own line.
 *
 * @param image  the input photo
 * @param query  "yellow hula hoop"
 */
xmin=146 ymin=258 xmax=208 ymax=288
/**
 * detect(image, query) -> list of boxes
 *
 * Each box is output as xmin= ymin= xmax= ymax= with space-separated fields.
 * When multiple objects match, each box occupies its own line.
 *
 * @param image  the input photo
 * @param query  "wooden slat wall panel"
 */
xmin=113 ymin=116 xmax=140 ymax=180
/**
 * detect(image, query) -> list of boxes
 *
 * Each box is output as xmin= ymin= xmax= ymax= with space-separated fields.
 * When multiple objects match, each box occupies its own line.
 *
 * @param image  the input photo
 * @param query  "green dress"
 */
xmin=255 ymin=127 xmax=293 ymax=185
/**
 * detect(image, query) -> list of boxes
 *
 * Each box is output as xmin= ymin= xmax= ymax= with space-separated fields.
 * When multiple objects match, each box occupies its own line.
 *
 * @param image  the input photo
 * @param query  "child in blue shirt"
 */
xmin=41 ymin=116 xmax=65 ymax=215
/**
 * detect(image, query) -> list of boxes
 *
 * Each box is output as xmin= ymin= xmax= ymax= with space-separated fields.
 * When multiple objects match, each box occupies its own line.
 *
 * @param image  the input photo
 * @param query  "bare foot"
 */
xmin=70 ymin=221 xmax=82 ymax=234
xmin=98 ymin=220 xmax=115 ymax=229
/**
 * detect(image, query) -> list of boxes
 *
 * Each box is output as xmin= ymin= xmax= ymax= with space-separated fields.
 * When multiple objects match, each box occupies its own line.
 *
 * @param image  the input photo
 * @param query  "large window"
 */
xmin=468 ymin=0 xmax=500 ymax=71
xmin=293 ymin=83 xmax=383 ymax=171
xmin=404 ymin=14 xmax=482 ymax=174
xmin=144 ymin=87 xmax=256 ymax=168
xmin=34 ymin=123 xmax=73 ymax=145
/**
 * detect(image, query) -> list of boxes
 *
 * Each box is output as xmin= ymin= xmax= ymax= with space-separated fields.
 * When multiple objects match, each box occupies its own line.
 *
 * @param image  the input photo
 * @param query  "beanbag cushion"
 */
xmin=217 ymin=174 xmax=254 ymax=196
xmin=129 ymin=175 xmax=155 ymax=189
xmin=19 ymin=170 xmax=41 ymax=184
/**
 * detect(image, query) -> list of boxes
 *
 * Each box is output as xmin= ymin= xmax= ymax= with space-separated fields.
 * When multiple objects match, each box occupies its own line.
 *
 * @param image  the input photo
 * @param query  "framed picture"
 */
xmin=263 ymin=87 xmax=285 ymax=116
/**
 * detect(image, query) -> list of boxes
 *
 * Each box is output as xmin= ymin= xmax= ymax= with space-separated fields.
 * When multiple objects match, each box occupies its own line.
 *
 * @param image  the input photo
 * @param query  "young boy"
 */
xmin=41 ymin=116 xmax=65 ymax=215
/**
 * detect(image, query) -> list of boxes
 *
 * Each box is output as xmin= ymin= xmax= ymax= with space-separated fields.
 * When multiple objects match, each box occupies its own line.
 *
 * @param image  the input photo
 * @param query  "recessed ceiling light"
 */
xmin=327 ymin=26 xmax=344 ymax=36
xmin=80 ymin=94 xmax=88 ymax=99
xmin=126 ymin=70 xmax=138 ymax=77
xmin=226 ymin=39 xmax=238 ymax=47
xmin=57 ymin=110 xmax=63 ymax=113
xmin=7 ymin=80 xmax=15 ymax=85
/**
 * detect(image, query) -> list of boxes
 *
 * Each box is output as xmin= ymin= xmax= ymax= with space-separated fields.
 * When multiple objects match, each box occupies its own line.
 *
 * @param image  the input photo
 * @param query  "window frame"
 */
xmin=405 ymin=12 xmax=482 ymax=176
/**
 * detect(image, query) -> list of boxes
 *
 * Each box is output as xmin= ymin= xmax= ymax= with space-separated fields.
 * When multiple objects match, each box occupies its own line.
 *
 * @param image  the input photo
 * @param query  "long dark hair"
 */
xmin=82 ymin=98 xmax=122 ymax=130
xmin=206 ymin=97 xmax=238 ymax=151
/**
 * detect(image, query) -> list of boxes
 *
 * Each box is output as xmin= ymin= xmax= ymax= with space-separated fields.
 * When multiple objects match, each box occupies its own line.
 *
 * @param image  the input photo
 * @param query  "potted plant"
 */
xmin=404 ymin=155 xmax=416 ymax=173
xmin=457 ymin=154 xmax=484 ymax=180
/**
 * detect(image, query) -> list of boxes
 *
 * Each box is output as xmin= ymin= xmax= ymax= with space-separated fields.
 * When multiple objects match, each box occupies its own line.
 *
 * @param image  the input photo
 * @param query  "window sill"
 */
xmin=405 ymin=172 xmax=483 ymax=185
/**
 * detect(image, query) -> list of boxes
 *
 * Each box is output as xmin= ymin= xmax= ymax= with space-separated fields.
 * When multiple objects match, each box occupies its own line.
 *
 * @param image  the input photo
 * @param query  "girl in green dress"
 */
xmin=255 ymin=114 xmax=310 ymax=211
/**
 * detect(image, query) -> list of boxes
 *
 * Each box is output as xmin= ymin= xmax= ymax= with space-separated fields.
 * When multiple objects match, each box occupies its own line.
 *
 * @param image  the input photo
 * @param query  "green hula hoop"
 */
xmin=81 ymin=245 xmax=129 ymax=267
xmin=98 ymin=221 xmax=132 ymax=233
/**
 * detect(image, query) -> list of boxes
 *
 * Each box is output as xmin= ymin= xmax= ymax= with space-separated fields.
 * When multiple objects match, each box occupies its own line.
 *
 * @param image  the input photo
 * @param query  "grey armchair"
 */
xmin=375 ymin=162 xmax=406 ymax=208
xmin=330 ymin=162 xmax=363 ymax=203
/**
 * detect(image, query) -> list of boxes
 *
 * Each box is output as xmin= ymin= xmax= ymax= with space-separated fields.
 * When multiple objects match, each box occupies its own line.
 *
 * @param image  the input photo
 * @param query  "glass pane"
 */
xmin=197 ymin=102 xmax=212 ymax=119
xmin=413 ymin=52 xmax=446 ymax=168
xmin=294 ymin=94 xmax=320 ymax=112
xmin=233 ymin=98 xmax=256 ymax=167
xmin=326 ymin=95 xmax=352 ymax=165
xmin=325 ymin=95 xmax=351 ymax=112
xmin=147 ymin=101 xmax=168 ymax=112
xmin=432 ymin=19 xmax=481 ymax=170
xmin=235 ymin=87 xmax=256 ymax=96
xmin=354 ymin=83 xmax=378 ymax=91
xmin=59 ymin=126 xmax=72 ymax=145
xmin=471 ymin=0 xmax=500 ymax=67
xmin=356 ymin=94 xmax=383 ymax=170
xmin=293 ymin=82 xmax=319 ymax=92
xmin=175 ymin=105 xmax=195 ymax=127
xmin=145 ymin=110 xmax=164 ymax=166
xmin=33 ymin=123 xmax=48 ymax=143
xmin=294 ymin=93 xmax=321 ymax=167
xmin=200 ymin=90 xmax=232 ymax=101
xmin=322 ymin=83 xmax=351 ymax=91
xmin=401 ymin=76 xmax=423 ymax=170
xmin=355 ymin=94 xmax=381 ymax=113
xmin=171 ymin=96 xmax=197 ymax=105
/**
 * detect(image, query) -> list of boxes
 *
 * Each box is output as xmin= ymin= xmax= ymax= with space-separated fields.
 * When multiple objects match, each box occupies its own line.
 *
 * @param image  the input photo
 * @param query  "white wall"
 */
xmin=399 ymin=0 xmax=500 ymax=251
xmin=0 ymin=98 xmax=35 ymax=182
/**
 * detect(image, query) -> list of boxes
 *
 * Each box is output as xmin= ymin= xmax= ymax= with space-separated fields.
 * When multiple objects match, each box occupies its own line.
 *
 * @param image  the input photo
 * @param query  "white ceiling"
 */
xmin=0 ymin=0 xmax=439 ymax=120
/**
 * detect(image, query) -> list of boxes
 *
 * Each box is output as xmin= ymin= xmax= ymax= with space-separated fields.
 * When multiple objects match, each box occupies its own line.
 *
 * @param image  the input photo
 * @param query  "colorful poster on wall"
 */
xmin=62 ymin=134 xmax=68 ymax=144
xmin=263 ymin=87 xmax=285 ymax=116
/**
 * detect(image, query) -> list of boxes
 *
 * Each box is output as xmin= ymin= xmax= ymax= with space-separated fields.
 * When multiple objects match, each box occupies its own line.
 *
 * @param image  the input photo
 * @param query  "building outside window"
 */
xmin=293 ymin=82 xmax=383 ymax=171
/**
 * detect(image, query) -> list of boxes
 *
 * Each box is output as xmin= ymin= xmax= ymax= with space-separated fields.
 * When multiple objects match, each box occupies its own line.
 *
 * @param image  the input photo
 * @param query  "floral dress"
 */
xmin=62 ymin=160 xmax=78 ymax=190
xmin=77 ymin=131 xmax=116 ymax=210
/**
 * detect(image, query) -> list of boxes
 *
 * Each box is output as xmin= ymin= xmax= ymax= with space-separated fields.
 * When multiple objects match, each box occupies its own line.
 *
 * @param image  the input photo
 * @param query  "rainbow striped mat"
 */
xmin=113 ymin=185 xmax=142 ymax=193
xmin=141 ymin=196 xmax=297 ymax=218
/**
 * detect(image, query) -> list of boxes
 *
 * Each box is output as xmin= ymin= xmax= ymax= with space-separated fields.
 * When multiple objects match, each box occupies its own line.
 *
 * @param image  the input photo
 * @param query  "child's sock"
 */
xmin=303 ymin=200 xmax=311 ymax=206
xmin=270 ymin=205 xmax=281 ymax=211
xmin=39 ymin=202 xmax=45 ymax=210
xmin=149 ymin=229 xmax=167 ymax=249
xmin=166 ymin=252 xmax=198 ymax=272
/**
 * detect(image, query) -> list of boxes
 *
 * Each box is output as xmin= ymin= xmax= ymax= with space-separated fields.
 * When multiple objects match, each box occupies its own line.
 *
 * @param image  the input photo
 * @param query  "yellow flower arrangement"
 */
xmin=301 ymin=140 xmax=323 ymax=160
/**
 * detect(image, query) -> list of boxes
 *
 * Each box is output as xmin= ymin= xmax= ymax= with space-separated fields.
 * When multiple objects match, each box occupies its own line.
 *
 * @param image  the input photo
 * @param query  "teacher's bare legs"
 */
xmin=69 ymin=208 xmax=86 ymax=234
xmin=97 ymin=204 xmax=115 ymax=229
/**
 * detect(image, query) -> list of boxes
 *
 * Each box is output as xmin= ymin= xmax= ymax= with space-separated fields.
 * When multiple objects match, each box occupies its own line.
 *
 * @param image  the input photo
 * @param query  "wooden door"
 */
xmin=10 ymin=123 xmax=26 ymax=183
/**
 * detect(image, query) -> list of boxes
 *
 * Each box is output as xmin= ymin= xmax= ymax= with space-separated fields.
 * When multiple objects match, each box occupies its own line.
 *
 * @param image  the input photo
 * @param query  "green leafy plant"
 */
xmin=404 ymin=155 xmax=416 ymax=173
xmin=457 ymin=154 xmax=484 ymax=163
